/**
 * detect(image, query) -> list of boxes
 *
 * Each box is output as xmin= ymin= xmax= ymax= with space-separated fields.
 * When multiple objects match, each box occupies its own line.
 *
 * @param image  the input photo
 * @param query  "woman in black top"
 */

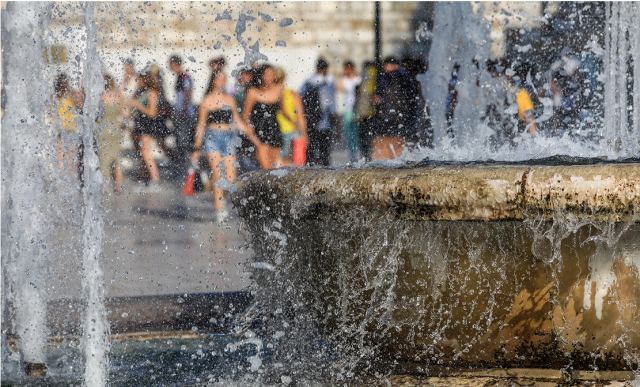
xmin=242 ymin=64 xmax=284 ymax=169
xmin=126 ymin=71 xmax=162 ymax=184
xmin=191 ymin=69 xmax=258 ymax=221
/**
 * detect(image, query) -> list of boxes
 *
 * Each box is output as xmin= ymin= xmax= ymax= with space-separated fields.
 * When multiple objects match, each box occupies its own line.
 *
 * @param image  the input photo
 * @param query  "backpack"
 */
xmin=301 ymin=82 xmax=322 ymax=132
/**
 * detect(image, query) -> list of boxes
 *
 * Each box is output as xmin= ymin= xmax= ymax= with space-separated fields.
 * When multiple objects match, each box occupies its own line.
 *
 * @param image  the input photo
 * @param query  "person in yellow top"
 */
xmin=274 ymin=67 xmax=307 ymax=164
xmin=512 ymin=64 xmax=538 ymax=135
xmin=58 ymin=96 xmax=77 ymax=133
xmin=54 ymin=73 xmax=81 ymax=176
xmin=516 ymin=87 xmax=537 ymax=135
xmin=55 ymin=73 xmax=77 ymax=133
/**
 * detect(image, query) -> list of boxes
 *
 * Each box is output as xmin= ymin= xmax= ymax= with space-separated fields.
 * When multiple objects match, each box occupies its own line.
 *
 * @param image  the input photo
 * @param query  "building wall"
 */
xmin=49 ymin=2 xmax=421 ymax=102
xmin=45 ymin=2 xmax=543 ymax=102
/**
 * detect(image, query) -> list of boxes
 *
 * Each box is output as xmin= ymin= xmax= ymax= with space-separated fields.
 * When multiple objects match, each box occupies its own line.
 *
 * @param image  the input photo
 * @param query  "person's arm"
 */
xmin=193 ymin=99 xmax=209 ymax=150
xmin=55 ymin=136 xmax=64 ymax=167
xmin=242 ymin=88 xmax=256 ymax=128
xmin=184 ymin=77 xmax=193 ymax=112
xmin=293 ymin=92 xmax=308 ymax=140
xmin=329 ymin=80 xmax=337 ymax=114
xmin=299 ymin=81 xmax=308 ymax=100
xmin=127 ymin=91 xmax=158 ymax=117
xmin=228 ymin=96 xmax=259 ymax=146
xmin=524 ymin=111 xmax=537 ymax=135
xmin=336 ymin=77 xmax=345 ymax=93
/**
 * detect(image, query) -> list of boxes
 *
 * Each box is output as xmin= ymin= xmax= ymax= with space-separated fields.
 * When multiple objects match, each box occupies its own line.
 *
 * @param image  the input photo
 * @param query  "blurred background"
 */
xmin=45 ymin=2 xmax=573 ymax=100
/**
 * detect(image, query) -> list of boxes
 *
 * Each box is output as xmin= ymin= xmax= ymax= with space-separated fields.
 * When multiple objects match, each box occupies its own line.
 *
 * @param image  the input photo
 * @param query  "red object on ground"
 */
xmin=182 ymin=170 xmax=196 ymax=196
xmin=292 ymin=138 xmax=307 ymax=166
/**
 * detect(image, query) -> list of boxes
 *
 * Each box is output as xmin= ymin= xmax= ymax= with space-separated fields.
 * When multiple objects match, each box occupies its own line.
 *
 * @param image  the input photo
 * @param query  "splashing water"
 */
xmin=415 ymin=2 xmax=640 ymax=163
xmin=79 ymin=3 xmax=110 ymax=386
xmin=603 ymin=2 xmax=640 ymax=155
xmin=1 ymin=3 xmax=109 ymax=384
xmin=233 ymin=6 xmax=640 ymax=378
xmin=237 ymin=182 xmax=640 ymax=383
xmin=1 ymin=2 xmax=56 ymax=368
xmin=422 ymin=2 xmax=492 ymax=149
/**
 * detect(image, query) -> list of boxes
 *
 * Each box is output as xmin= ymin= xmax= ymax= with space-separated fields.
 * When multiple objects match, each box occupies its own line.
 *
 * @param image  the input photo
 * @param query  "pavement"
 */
xmin=10 ymin=145 xmax=350 ymax=302
xmin=45 ymin=176 xmax=252 ymax=300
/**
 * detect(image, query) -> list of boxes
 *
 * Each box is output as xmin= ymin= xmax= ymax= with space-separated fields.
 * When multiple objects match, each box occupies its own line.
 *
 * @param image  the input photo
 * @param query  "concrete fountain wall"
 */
xmin=234 ymin=162 xmax=640 ymax=372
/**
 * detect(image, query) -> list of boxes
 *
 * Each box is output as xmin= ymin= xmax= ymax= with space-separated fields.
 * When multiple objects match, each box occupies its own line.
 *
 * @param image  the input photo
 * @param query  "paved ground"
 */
xmin=12 ymin=146 xmax=349 ymax=301
xmin=46 ymin=177 xmax=252 ymax=300
xmin=104 ymin=184 xmax=251 ymax=297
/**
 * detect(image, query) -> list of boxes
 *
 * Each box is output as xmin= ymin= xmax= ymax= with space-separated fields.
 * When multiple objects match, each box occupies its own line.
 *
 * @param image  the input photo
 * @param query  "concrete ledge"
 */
xmin=386 ymin=368 xmax=636 ymax=385
xmin=235 ymin=163 xmax=640 ymax=222
xmin=233 ymin=162 xmax=640 ymax=371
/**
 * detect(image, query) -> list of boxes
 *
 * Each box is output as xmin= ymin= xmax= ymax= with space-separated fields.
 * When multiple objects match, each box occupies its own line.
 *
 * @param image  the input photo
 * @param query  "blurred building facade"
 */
xmin=49 ymin=2 xmax=424 ymax=101
xmin=46 ymin=2 xmax=547 ymax=102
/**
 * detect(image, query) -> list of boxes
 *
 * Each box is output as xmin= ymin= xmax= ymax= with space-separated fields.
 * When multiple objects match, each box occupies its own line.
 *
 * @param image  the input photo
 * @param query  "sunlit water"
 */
xmin=2 ymin=2 xmax=639 ymax=385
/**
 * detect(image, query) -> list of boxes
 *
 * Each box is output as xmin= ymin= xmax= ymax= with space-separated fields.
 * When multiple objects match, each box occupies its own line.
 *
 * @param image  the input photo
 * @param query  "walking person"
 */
xmin=191 ymin=68 xmax=260 ymax=222
xmin=242 ymin=63 xmax=285 ymax=169
xmin=338 ymin=60 xmax=362 ymax=162
xmin=355 ymin=61 xmax=378 ymax=160
xmin=275 ymin=67 xmax=308 ymax=166
xmin=54 ymin=73 xmax=81 ymax=176
xmin=371 ymin=56 xmax=415 ymax=160
xmin=169 ymin=55 xmax=196 ymax=166
xmin=148 ymin=63 xmax=174 ymax=145
xmin=233 ymin=67 xmax=259 ymax=173
xmin=120 ymin=58 xmax=138 ymax=142
xmin=445 ymin=63 xmax=461 ymax=138
xmin=402 ymin=57 xmax=429 ymax=149
xmin=300 ymin=57 xmax=337 ymax=166
xmin=511 ymin=63 xmax=538 ymax=136
xmin=98 ymin=74 xmax=125 ymax=193
xmin=126 ymin=70 xmax=163 ymax=187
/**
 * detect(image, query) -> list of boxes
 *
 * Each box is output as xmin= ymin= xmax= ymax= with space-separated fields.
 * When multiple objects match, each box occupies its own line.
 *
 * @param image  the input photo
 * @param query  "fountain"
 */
xmin=2 ymin=2 xmax=109 ymax=384
xmin=2 ymin=2 xmax=57 ymax=376
xmin=1 ymin=1 xmax=639 ymax=385
xmin=234 ymin=162 xmax=639 ymax=378
xmin=233 ymin=2 xmax=640 ymax=383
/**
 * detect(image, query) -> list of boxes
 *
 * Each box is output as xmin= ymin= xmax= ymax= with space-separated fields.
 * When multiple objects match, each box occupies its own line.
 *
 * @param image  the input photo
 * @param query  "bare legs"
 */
xmin=112 ymin=162 xmax=123 ymax=192
xmin=137 ymin=135 xmax=160 ymax=183
xmin=372 ymin=136 xmax=404 ymax=161
xmin=206 ymin=152 xmax=236 ymax=212
xmin=255 ymin=144 xmax=282 ymax=169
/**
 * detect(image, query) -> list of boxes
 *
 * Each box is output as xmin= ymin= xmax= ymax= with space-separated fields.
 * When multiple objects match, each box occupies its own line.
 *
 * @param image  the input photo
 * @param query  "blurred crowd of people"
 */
xmin=51 ymin=47 xmax=594 ymax=220
xmin=51 ymin=54 xmax=428 ymax=221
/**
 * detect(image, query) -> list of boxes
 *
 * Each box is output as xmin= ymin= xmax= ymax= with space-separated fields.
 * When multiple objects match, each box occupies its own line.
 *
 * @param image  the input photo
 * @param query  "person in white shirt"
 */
xmin=338 ymin=60 xmax=362 ymax=162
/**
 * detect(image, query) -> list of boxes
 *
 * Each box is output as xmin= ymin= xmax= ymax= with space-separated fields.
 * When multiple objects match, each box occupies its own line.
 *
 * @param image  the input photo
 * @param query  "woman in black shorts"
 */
xmin=242 ymin=64 xmax=284 ymax=169
xmin=126 ymin=71 xmax=162 ymax=184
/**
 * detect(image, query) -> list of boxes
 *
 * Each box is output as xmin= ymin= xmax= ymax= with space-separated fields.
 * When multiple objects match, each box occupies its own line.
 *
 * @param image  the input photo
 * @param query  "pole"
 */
xmin=374 ymin=1 xmax=381 ymax=64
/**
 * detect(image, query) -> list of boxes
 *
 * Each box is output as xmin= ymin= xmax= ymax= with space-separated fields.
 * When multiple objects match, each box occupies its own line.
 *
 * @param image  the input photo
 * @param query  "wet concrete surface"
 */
xmin=46 ymin=177 xmax=252 ymax=300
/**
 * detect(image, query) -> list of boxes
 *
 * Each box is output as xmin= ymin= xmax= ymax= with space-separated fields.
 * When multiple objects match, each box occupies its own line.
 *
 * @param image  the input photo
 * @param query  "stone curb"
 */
xmin=235 ymin=163 xmax=640 ymax=222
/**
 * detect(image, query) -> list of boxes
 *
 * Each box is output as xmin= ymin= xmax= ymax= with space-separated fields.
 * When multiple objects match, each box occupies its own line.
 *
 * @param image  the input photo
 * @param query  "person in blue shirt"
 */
xmin=300 ymin=57 xmax=337 ymax=166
